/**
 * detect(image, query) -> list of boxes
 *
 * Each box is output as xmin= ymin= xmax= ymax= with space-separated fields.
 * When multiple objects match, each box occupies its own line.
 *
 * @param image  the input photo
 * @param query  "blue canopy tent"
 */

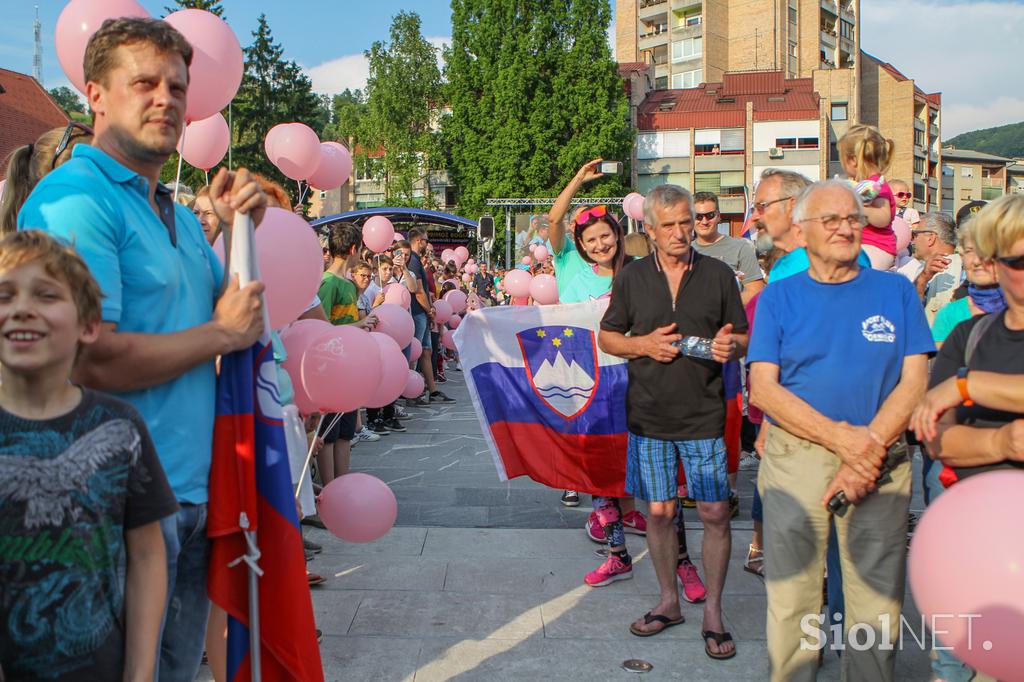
xmin=310 ymin=208 xmax=478 ymax=250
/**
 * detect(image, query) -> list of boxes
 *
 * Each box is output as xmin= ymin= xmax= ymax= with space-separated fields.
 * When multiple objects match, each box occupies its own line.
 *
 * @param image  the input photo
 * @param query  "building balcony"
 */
xmin=719 ymin=195 xmax=746 ymax=215
xmin=982 ymin=187 xmax=1004 ymax=200
xmin=639 ymin=0 xmax=669 ymax=19
xmin=929 ymin=177 xmax=938 ymax=190
xmin=672 ymin=23 xmax=702 ymax=39
xmin=914 ymin=145 xmax=925 ymax=158
xmin=930 ymin=123 xmax=939 ymax=138
xmin=694 ymin=154 xmax=745 ymax=172
xmin=639 ymin=31 xmax=671 ymax=50
xmin=930 ymin=149 xmax=938 ymax=163
xmin=839 ymin=36 xmax=855 ymax=54
xmin=820 ymin=30 xmax=836 ymax=48
xmin=671 ymin=0 xmax=702 ymax=10
xmin=821 ymin=0 xmax=838 ymax=16
xmin=914 ymin=119 xmax=926 ymax=132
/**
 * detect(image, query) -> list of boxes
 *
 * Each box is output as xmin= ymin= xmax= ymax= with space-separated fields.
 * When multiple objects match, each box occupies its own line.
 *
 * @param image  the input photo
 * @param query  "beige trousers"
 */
xmin=758 ymin=426 xmax=911 ymax=682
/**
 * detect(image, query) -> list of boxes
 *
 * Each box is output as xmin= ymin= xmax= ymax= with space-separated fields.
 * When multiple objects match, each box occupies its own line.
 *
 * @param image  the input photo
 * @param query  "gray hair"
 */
xmin=643 ymin=184 xmax=694 ymax=226
xmin=791 ymin=179 xmax=865 ymax=224
xmin=920 ymin=212 xmax=956 ymax=246
xmin=759 ymin=168 xmax=812 ymax=203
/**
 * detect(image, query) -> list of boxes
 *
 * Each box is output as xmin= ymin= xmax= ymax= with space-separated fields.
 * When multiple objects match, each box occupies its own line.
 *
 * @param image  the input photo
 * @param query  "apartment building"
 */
xmin=616 ymin=0 xmax=860 ymax=88
xmin=940 ymin=147 xmax=1019 ymax=216
xmin=634 ymin=70 xmax=824 ymax=235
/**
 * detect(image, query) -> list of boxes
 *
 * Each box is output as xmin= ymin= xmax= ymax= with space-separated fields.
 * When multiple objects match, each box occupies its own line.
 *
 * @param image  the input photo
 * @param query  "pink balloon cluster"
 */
xmin=623 ymin=192 xmax=646 ymax=221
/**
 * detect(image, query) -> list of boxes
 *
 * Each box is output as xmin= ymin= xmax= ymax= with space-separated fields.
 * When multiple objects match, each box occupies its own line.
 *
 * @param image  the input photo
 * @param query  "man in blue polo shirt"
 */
xmin=18 ymin=17 xmax=266 ymax=681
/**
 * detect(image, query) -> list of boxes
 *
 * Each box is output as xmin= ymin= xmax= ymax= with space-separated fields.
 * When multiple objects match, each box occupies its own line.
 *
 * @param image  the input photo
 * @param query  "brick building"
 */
xmin=0 ymin=68 xmax=69 ymax=180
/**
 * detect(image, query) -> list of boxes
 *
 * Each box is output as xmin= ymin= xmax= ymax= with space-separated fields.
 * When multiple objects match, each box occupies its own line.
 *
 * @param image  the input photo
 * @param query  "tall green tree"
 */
xmin=49 ymin=86 xmax=84 ymax=114
xmin=359 ymin=12 xmax=443 ymax=207
xmin=443 ymin=0 xmax=631 ymax=235
xmin=323 ymin=89 xmax=366 ymax=144
xmin=163 ymin=0 xmax=225 ymax=17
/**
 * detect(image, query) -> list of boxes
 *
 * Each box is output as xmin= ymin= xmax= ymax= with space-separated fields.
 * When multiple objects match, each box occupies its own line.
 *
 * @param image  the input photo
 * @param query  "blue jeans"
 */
xmin=413 ymin=311 xmax=432 ymax=350
xmin=158 ymin=503 xmax=211 ymax=682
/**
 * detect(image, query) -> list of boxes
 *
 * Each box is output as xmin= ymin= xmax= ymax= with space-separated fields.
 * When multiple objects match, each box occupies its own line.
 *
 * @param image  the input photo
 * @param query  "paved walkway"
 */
xmin=201 ymin=369 xmax=938 ymax=681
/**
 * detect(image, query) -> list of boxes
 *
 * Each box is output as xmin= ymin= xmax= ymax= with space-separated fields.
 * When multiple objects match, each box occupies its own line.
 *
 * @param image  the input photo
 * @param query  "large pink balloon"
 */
xmin=447 ymin=314 xmax=461 ymax=330
xmin=441 ymin=329 xmax=456 ymax=351
xmin=441 ymin=249 xmax=456 ymax=265
xmin=402 ymin=370 xmax=425 ymax=399
xmin=407 ymin=337 xmax=422 ymax=363
xmin=521 ymin=256 xmax=532 ymax=266
xmin=319 ymin=473 xmax=397 ymax=543
xmin=623 ymin=192 xmax=646 ymax=221
xmin=264 ymin=123 xmax=289 ymax=161
xmin=56 ymin=0 xmax=149 ymax=94
xmin=363 ymin=216 xmax=395 ymax=254
xmin=529 ymin=273 xmax=559 ymax=305
xmin=383 ymin=283 xmax=411 ymax=309
xmin=301 ymin=326 xmax=380 ymax=412
xmin=279 ymin=319 xmax=332 ymax=414
xmin=505 ymin=269 xmax=532 ymax=298
xmin=454 ymin=246 xmax=470 ymax=263
xmin=373 ymin=304 xmax=414 ymax=348
xmin=307 ymin=142 xmax=353 ymax=191
xmin=443 ymin=290 xmax=467 ymax=315
xmin=177 ymin=113 xmax=228 ymax=171
xmin=365 ymin=332 xmax=408 ymax=408
xmin=432 ymin=299 xmax=453 ymax=325
xmin=164 ymin=9 xmax=243 ymax=123
xmin=534 ymin=245 xmax=549 ymax=261
xmin=268 ymin=123 xmax=320 ymax=181
xmin=461 ymin=273 xmax=472 ymax=283
xmin=909 ymin=470 xmax=1024 ymax=682
xmin=893 ymin=216 xmax=912 ymax=252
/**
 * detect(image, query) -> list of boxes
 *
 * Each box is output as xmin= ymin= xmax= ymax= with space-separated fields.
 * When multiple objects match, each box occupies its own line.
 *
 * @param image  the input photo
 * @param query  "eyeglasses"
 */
xmin=911 ymin=229 xmax=936 ymax=238
xmin=695 ymin=210 xmax=718 ymax=222
xmin=751 ymin=196 xmax=792 ymax=214
xmin=52 ymin=121 xmax=93 ymax=170
xmin=996 ymin=254 xmax=1024 ymax=270
xmin=801 ymin=214 xmax=866 ymax=231
xmin=576 ymin=205 xmax=608 ymax=225
xmin=895 ymin=192 xmax=912 ymax=199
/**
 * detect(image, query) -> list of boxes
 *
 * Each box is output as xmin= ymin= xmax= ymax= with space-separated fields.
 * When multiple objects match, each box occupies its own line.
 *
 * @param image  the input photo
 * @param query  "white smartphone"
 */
xmin=599 ymin=161 xmax=622 ymax=175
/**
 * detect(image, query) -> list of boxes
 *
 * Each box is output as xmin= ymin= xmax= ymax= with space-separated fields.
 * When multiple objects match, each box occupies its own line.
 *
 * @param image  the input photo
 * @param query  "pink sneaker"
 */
xmin=584 ymin=555 xmax=633 ymax=587
xmin=622 ymin=510 xmax=647 ymax=536
xmin=677 ymin=559 xmax=707 ymax=603
xmin=586 ymin=512 xmax=605 ymax=543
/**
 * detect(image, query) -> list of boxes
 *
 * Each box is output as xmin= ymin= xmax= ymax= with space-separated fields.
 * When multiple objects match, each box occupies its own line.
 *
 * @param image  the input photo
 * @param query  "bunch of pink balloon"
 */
xmin=444 ymin=290 xmax=468 ymax=315
xmin=622 ymin=192 xmax=646 ymax=222
xmin=265 ymin=123 xmax=321 ymax=182
xmin=529 ymin=274 xmax=559 ymax=305
xmin=441 ymin=248 xmax=456 ymax=265
xmin=318 ymin=473 xmax=397 ymax=543
xmin=504 ymin=269 xmax=533 ymax=298
xmin=909 ymin=470 xmax=1024 ymax=682
xmin=279 ymin=319 xmax=333 ymax=414
xmin=177 ymin=113 xmax=229 ymax=171
xmin=363 ymin=216 xmax=395 ymax=253
xmin=454 ymin=246 xmax=470 ymax=263
xmin=308 ymin=142 xmax=353 ymax=192
xmin=301 ymin=326 xmax=381 ymax=412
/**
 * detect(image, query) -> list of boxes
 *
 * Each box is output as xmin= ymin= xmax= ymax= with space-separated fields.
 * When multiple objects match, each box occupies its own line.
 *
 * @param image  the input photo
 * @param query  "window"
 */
xmin=671 ymin=68 xmax=702 ymax=89
xmin=788 ymin=6 xmax=797 ymax=24
xmin=914 ymin=158 xmax=925 ymax=175
xmin=961 ymin=166 xmax=973 ymax=178
xmin=830 ymin=142 xmax=838 ymax=160
xmin=915 ymin=184 xmax=926 ymax=201
xmin=788 ymin=41 xmax=798 ymax=73
xmin=942 ymin=187 xmax=953 ymax=200
xmin=839 ymin=20 xmax=854 ymax=39
xmin=798 ymin=137 xmax=819 ymax=149
xmin=914 ymin=129 xmax=925 ymax=147
xmin=655 ymin=75 xmax=668 ymax=89
xmin=775 ymin=137 xmax=797 ymax=149
xmin=982 ymin=168 xmax=991 ymax=178
xmin=686 ymin=13 xmax=702 ymax=26
xmin=672 ymin=37 xmax=702 ymax=63
xmin=942 ymin=164 xmax=953 ymax=177
xmin=831 ymin=102 xmax=848 ymax=121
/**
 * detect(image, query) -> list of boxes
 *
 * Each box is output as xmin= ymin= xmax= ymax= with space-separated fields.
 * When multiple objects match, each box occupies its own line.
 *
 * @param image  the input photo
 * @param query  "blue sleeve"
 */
xmin=901 ymin=276 xmax=936 ymax=356
xmin=18 ymin=182 xmax=125 ymax=324
xmin=747 ymin=284 xmax=782 ymax=365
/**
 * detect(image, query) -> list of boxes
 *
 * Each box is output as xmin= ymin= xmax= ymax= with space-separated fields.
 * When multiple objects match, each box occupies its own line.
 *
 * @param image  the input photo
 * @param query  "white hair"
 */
xmin=792 ymin=179 xmax=865 ymax=224
xmin=643 ymin=184 xmax=694 ymax=226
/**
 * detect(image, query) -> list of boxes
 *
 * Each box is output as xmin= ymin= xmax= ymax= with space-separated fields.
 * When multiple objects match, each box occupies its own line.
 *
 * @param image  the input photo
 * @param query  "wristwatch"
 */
xmin=956 ymin=367 xmax=973 ymax=407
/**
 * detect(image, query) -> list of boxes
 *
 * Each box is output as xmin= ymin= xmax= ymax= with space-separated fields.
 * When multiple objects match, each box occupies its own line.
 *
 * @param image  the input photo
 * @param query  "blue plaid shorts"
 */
xmin=626 ymin=433 xmax=730 ymax=503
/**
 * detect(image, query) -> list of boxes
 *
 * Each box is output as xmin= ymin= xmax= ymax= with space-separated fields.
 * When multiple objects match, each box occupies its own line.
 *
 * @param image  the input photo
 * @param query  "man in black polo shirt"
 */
xmin=600 ymin=184 xmax=748 ymax=658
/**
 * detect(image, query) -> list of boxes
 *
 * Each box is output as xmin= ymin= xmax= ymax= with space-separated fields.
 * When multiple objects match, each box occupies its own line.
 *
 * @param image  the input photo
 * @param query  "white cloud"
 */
xmin=304 ymin=35 xmax=450 ymax=97
xmin=860 ymin=0 xmax=1024 ymax=137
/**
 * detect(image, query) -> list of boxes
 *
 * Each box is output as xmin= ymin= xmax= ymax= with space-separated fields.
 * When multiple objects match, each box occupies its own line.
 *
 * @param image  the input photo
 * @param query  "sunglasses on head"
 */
xmin=895 ymin=192 xmax=912 ymax=199
xmin=52 ymin=121 xmax=93 ymax=170
xmin=695 ymin=210 xmax=718 ymax=222
xmin=996 ymin=254 xmax=1024 ymax=270
xmin=575 ymin=205 xmax=608 ymax=225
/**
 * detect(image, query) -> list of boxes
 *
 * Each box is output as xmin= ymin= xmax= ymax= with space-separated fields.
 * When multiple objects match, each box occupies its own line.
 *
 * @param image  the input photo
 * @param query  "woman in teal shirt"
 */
xmin=931 ymin=223 xmax=1005 ymax=347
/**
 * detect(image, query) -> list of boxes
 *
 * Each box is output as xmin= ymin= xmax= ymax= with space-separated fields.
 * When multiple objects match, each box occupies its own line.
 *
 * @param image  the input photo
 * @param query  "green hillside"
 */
xmin=946 ymin=121 xmax=1024 ymax=159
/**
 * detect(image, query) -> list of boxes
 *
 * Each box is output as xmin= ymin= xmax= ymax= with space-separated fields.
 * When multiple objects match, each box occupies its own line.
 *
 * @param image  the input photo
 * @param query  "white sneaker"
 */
xmin=357 ymin=426 xmax=380 ymax=443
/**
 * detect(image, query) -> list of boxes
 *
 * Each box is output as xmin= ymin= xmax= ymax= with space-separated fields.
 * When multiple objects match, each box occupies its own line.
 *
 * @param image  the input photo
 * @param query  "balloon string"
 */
xmin=173 ymin=124 xmax=186 ymax=202
xmin=204 ymin=169 xmax=209 ymax=187
xmin=294 ymin=412 xmax=342 ymax=500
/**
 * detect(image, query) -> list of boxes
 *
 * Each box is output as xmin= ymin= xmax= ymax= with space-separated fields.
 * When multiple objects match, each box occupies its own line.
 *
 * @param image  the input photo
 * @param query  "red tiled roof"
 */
xmin=618 ymin=62 xmax=647 ymax=76
xmin=0 ymin=68 xmax=69 ymax=180
xmin=637 ymin=71 xmax=819 ymax=130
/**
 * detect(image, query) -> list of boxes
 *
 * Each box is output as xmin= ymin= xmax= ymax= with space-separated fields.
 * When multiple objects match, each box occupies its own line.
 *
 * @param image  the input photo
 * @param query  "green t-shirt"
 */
xmin=931 ymin=297 xmax=972 ymax=343
xmin=319 ymin=272 xmax=359 ymax=325
xmin=553 ymin=240 xmax=613 ymax=303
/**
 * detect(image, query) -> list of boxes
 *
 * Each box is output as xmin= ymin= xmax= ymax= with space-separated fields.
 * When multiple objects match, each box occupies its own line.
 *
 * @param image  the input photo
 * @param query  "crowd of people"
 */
xmin=1 ymin=13 xmax=1022 ymax=682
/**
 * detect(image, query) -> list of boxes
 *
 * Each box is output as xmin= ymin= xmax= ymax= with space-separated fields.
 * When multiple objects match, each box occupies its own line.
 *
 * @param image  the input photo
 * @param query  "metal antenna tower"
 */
xmin=33 ymin=5 xmax=43 ymax=85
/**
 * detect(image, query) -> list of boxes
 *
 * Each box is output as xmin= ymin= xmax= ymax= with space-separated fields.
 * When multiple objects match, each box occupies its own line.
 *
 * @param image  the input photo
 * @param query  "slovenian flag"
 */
xmin=453 ymin=301 xmax=631 ymax=496
xmin=207 ymin=214 xmax=323 ymax=682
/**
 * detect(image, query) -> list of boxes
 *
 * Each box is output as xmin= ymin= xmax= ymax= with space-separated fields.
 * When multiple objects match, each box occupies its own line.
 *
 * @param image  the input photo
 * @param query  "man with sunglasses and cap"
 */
xmin=692 ymin=191 xmax=764 ymax=305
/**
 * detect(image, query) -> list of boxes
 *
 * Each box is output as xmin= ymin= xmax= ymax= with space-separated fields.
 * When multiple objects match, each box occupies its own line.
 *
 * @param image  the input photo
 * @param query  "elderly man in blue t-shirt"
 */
xmin=18 ymin=17 xmax=266 ymax=682
xmin=748 ymin=180 xmax=934 ymax=682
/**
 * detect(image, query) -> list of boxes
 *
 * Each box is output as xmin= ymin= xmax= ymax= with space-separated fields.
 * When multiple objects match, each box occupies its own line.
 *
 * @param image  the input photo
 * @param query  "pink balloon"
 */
xmin=307 ymin=142 xmax=353 ymax=191
xmin=213 ymin=208 xmax=323 ymax=329
xmin=443 ymin=290 xmax=468 ymax=314
xmin=893 ymin=216 xmax=912 ymax=252
xmin=365 ymin=332 xmax=408 ymax=408
xmin=363 ymin=216 xmax=396 ymax=254
xmin=432 ymin=299 xmax=453 ymax=324
xmin=301 ymin=326 xmax=380 ymax=412
xmin=318 ymin=473 xmax=397 ymax=543
xmin=177 ymin=112 xmax=228 ymax=171
xmin=407 ymin=337 xmax=422 ymax=363
xmin=528 ymin=273 xmax=559 ymax=305
xmin=392 ymin=233 xmax=403 ymax=243
xmin=467 ymin=258 xmax=476 ymax=265
xmin=505 ymin=270 xmax=532 ymax=298
xmin=441 ymin=329 xmax=456 ymax=351
xmin=909 ymin=470 xmax=1024 ymax=682
xmin=511 ymin=295 xmax=530 ymax=306
xmin=164 ymin=9 xmax=243 ymax=123
xmin=279 ymin=318 xmax=333 ymax=414
xmin=264 ymin=123 xmax=289 ymax=161
xmin=461 ymin=273 xmax=472 ymax=283
xmin=454 ymin=246 xmax=470 ymax=263
xmin=528 ymin=243 xmax=538 ymax=253
xmin=623 ymin=192 xmax=646 ymax=221
xmin=447 ymin=314 xmax=461 ymax=330
xmin=521 ymin=256 xmax=532 ymax=266
xmin=56 ymin=0 xmax=149 ymax=94
xmin=441 ymin=249 xmax=456 ymax=265
xmin=373 ymin=304 xmax=415 ymax=348
xmin=533 ymin=245 xmax=549 ymax=261
xmin=402 ymin=370 xmax=425 ymax=399
xmin=268 ymin=123 xmax=320 ymax=181
xmin=383 ymin=283 xmax=411 ymax=309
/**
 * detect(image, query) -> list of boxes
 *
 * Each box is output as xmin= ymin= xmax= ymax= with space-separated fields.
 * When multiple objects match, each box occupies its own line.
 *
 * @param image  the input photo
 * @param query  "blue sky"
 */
xmin=2 ymin=0 xmax=1021 ymax=137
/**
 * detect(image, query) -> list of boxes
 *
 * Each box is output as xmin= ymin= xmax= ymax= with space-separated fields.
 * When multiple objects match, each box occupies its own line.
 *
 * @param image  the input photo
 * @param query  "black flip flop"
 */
xmin=629 ymin=611 xmax=684 ymax=637
xmin=702 ymin=630 xmax=736 ymax=660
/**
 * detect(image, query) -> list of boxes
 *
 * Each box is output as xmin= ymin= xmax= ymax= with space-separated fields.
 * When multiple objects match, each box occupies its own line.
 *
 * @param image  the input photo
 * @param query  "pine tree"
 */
xmin=359 ymin=12 xmax=443 ymax=207
xmin=163 ymin=0 xmax=225 ymax=17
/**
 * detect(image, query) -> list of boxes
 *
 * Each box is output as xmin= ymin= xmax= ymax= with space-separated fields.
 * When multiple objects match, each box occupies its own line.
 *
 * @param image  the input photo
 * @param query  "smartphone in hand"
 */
xmin=599 ymin=161 xmax=623 ymax=175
